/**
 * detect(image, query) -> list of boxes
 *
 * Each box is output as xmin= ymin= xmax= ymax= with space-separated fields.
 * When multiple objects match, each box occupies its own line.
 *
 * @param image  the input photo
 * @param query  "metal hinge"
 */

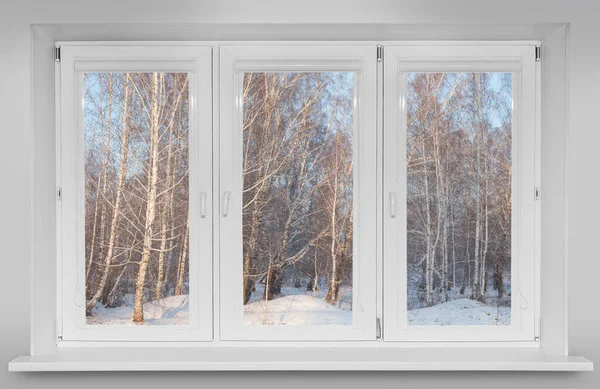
xmin=377 ymin=45 xmax=383 ymax=62
xmin=56 ymin=317 xmax=63 ymax=341
xmin=55 ymin=46 xmax=61 ymax=63
xmin=376 ymin=317 xmax=382 ymax=340
xmin=534 ymin=187 xmax=541 ymax=201
xmin=57 ymin=187 xmax=62 ymax=201
xmin=534 ymin=317 xmax=541 ymax=341
xmin=535 ymin=46 xmax=541 ymax=62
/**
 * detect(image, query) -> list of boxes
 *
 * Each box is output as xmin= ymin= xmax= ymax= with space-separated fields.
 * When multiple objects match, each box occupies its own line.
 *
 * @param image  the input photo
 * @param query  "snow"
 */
xmin=244 ymin=294 xmax=352 ymax=326
xmin=87 ymin=288 xmax=507 ymax=327
xmin=249 ymin=283 xmax=353 ymax=309
xmin=407 ymin=298 xmax=510 ymax=326
xmin=405 ymin=263 xmax=512 ymax=325
xmin=87 ymin=294 xmax=189 ymax=325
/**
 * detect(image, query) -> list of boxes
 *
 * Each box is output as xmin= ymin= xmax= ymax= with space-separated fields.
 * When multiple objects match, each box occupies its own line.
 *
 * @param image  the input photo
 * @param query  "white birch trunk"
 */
xmin=155 ymin=77 xmax=185 ymax=300
xmin=175 ymin=213 xmax=190 ymax=296
xmin=86 ymin=74 xmax=114 ymax=292
xmin=133 ymin=73 xmax=161 ymax=323
xmin=86 ymin=74 xmax=129 ymax=314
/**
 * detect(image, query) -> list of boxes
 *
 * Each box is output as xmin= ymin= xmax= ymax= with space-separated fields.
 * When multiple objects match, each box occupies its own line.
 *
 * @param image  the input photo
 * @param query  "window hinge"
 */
xmin=535 ymin=317 xmax=541 ymax=341
xmin=534 ymin=187 xmax=541 ymax=201
xmin=55 ymin=46 xmax=61 ymax=63
xmin=377 ymin=45 xmax=383 ymax=62
xmin=56 ymin=317 xmax=63 ymax=341
xmin=57 ymin=187 xmax=62 ymax=201
xmin=535 ymin=46 xmax=541 ymax=62
xmin=376 ymin=317 xmax=382 ymax=340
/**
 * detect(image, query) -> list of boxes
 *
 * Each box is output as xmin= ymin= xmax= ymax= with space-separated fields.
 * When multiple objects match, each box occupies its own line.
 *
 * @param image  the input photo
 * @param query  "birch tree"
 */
xmin=86 ymin=74 xmax=129 ymax=314
xmin=406 ymin=72 xmax=512 ymax=310
xmin=132 ymin=73 xmax=161 ymax=324
xmin=84 ymin=72 xmax=191 ymax=323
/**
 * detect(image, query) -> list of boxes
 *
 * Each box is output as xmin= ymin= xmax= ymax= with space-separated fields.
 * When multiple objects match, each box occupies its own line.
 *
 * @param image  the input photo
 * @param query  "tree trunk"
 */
xmin=243 ymin=204 xmax=261 ymax=304
xmin=422 ymin=140 xmax=435 ymax=307
xmin=451 ymin=200 xmax=456 ymax=291
xmin=432 ymin=114 xmax=449 ymax=303
xmin=326 ymin=212 xmax=352 ymax=305
xmin=325 ymin=255 xmax=343 ymax=304
xmin=175 ymin=213 xmax=190 ymax=296
xmin=478 ymin=77 xmax=490 ymax=303
xmin=163 ymin=151 xmax=179 ymax=295
xmin=325 ymin=241 xmax=349 ymax=306
xmin=86 ymin=74 xmax=129 ymax=315
xmin=479 ymin=153 xmax=490 ymax=302
xmin=263 ymin=266 xmax=282 ymax=300
xmin=465 ymin=189 xmax=471 ymax=289
xmin=324 ymin=157 xmax=341 ymax=305
xmin=494 ymin=262 xmax=506 ymax=298
xmin=471 ymin=74 xmax=483 ymax=302
xmin=133 ymin=73 xmax=161 ymax=324
xmin=264 ymin=199 xmax=295 ymax=300
xmin=155 ymin=77 xmax=185 ymax=301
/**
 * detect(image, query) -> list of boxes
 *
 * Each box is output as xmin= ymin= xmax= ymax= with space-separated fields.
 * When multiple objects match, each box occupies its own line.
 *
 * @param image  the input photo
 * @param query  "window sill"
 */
xmin=9 ymin=347 xmax=593 ymax=372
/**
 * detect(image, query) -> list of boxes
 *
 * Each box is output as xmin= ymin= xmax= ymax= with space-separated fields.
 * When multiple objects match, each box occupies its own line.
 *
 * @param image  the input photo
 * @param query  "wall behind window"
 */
xmin=0 ymin=0 xmax=597 ymax=387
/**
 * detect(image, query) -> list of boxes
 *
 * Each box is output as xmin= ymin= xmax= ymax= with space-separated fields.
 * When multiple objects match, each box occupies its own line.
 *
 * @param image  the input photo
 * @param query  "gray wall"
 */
xmin=1 ymin=0 xmax=598 ymax=387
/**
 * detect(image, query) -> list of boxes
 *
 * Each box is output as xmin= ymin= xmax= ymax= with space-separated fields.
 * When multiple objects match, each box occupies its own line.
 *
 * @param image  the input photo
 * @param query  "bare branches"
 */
xmin=241 ymin=72 xmax=355 ymax=306
xmin=84 ymin=72 xmax=191 ymax=322
xmin=407 ymin=72 xmax=513 ymax=311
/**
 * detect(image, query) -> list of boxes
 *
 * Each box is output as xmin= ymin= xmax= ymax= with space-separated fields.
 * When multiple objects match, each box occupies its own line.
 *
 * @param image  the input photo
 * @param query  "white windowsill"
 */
xmin=9 ymin=347 xmax=593 ymax=372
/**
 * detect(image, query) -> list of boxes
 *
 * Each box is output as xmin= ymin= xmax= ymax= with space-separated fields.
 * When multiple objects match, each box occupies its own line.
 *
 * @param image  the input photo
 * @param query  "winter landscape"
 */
xmin=241 ymin=72 xmax=355 ymax=326
xmin=82 ymin=70 xmax=513 ymax=328
xmin=405 ymin=72 xmax=513 ymax=325
xmin=84 ymin=72 xmax=191 ymax=325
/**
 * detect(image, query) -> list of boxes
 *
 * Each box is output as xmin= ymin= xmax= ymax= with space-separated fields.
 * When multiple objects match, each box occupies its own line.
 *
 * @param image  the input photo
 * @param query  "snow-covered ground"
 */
xmin=408 ymin=298 xmax=510 ymax=326
xmin=87 ymin=287 xmax=507 ymax=327
xmin=87 ymin=294 xmax=189 ymax=325
xmin=249 ymin=283 xmax=353 ymax=308
xmin=244 ymin=283 xmax=353 ymax=325
xmin=405 ymin=263 xmax=511 ymax=325
xmin=244 ymin=294 xmax=352 ymax=326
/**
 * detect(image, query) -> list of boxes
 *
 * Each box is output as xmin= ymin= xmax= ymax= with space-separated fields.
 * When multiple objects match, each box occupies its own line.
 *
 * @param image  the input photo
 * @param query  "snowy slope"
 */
xmin=244 ymin=294 xmax=352 ymax=326
xmin=407 ymin=298 xmax=510 ymax=326
xmin=87 ymin=295 xmax=189 ymax=325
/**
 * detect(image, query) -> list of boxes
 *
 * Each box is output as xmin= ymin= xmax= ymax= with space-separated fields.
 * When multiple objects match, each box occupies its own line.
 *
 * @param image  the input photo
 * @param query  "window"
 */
xmin=58 ymin=45 xmax=213 ymax=341
xmin=219 ymin=45 xmax=378 ymax=341
xmin=405 ymin=71 xmax=513 ymax=326
xmin=241 ymin=71 xmax=355 ymax=326
xmin=12 ymin=21 xmax=594 ymax=372
xmin=83 ymin=72 xmax=191 ymax=326
xmin=383 ymin=45 xmax=538 ymax=342
xmin=55 ymin=43 xmax=537 ymax=345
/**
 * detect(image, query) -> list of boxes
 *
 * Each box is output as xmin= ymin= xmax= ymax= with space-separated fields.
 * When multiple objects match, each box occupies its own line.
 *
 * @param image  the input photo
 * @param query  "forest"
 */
xmin=83 ymin=70 xmax=355 ymax=326
xmin=406 ymin=72 xmax=513 ymax=326
xmin=241 ymin=72 xmax=355 ymax=326
xmin=81 ymin=69 xmax=512 ymax=327
xmin=84 ymin=72 xmax=190 ymax=325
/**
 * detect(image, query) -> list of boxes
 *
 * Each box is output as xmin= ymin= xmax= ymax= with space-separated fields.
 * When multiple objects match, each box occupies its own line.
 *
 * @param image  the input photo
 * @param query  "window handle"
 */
xmin=389 ymin=191 xmax=396 ymax=218
xmin=200 ymin=192 xmax=207 ymax=218
xmin=222 ymin=191 xmax=232 ymax=217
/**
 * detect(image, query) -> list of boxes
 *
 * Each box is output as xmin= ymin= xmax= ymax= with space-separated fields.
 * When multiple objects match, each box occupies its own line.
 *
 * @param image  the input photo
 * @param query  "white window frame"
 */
xmin=57 ymin=44 xmax=214 ymax=342
xmin=382 ymin=44 xmax=539 ymax=342
xmin=11 ymin=23 xmax=592 ymax=370
xmin=218 ymin=45 xmax=378 ymax=341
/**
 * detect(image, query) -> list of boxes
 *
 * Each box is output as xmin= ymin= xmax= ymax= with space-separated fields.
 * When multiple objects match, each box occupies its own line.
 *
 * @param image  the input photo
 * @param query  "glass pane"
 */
xmin=242 ymin=72 xmax=354 ymax=326
xmin=406 ymin=72 xmax=512 ymax=326
xmin=84 ymin=73 xmax=190 ymax=325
